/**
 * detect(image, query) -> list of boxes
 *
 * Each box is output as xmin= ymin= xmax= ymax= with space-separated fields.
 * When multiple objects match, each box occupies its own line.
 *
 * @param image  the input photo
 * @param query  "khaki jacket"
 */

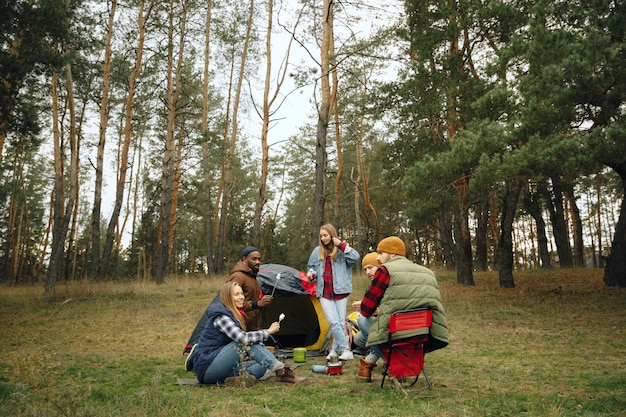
xmin=366 ymin=256 xmax=449 ymax=352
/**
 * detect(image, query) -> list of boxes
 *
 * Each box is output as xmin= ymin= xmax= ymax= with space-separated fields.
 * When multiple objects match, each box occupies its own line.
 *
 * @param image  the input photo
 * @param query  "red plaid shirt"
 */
xmin=321 ymin=242 xmax=349 ymax=300
xmin=360 ymin=265 xmax=390 ymax=317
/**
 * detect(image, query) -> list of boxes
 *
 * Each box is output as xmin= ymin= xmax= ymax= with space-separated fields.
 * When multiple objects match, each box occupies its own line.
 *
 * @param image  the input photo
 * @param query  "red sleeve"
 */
xmin=360 ymin=266 xmax=390 ymax=317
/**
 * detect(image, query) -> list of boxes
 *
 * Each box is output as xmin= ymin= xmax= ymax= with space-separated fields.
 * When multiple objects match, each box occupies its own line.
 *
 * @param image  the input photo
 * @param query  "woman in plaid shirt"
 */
xmin=306 ymin=223 xmax=360 ymax=361
xmin=193 ymin=282 xmax=306 ymax=385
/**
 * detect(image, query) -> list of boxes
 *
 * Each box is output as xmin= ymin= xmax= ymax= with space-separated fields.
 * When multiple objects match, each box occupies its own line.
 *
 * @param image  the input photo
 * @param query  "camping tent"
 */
xmin=183 ymin=264 xmax=331 ymax=356
xmin=257 ymin=264 xmax=330 ymax=353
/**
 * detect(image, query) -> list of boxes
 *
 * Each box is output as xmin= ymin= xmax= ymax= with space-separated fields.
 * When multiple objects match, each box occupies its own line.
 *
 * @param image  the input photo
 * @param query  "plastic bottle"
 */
xmin=311 ymin=364 xmax=326 ymax=373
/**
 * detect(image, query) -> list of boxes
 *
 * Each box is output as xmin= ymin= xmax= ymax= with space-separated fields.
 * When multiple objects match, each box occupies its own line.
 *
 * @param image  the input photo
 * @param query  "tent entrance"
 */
xmin=261 ymin=295 xmax=322 ymax=348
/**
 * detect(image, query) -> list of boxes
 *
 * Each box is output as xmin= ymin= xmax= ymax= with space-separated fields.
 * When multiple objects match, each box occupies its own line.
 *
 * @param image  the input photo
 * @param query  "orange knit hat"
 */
xmin=376 ymin=236 xmax=406 ymax=256
xmin=361 ymin=252 xmax=379 ymax=268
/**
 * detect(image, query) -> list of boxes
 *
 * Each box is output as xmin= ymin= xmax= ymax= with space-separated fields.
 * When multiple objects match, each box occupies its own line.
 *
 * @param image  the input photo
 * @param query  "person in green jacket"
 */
xmin=356 ymin=236 xmax=449 ymax=382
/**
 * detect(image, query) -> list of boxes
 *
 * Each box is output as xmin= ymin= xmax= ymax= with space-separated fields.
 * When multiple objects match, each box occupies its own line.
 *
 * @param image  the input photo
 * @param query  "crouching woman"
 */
xmin=193 ymin=281 xmax=305 ymax=385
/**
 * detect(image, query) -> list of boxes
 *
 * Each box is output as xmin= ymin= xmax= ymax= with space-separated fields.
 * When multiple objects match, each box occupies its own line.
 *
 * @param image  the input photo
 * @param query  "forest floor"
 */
xmin=1 ymin=267 xmax=625 ymax=417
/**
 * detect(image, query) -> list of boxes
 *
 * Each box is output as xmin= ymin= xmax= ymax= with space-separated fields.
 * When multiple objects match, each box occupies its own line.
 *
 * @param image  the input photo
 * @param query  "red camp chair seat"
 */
xmin=380 ymin=308 xmax=433 ymax=392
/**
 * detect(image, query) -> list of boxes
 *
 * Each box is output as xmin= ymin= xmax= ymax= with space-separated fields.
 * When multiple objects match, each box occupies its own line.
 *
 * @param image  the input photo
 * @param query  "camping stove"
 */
xmin=325 ymin=351 xmax=343 ymax=375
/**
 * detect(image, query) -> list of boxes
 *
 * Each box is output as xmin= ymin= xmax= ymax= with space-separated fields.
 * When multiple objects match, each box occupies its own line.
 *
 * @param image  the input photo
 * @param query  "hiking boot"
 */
xmin=184 ymin=343 xmax=197 ymax=372
xmin=356 ymin=358 xmax=377 ymax=383
xmin=276 ymin=366 xmax=307 ymax=384
xmin=224 ymin=374 xmax=257 ymax=387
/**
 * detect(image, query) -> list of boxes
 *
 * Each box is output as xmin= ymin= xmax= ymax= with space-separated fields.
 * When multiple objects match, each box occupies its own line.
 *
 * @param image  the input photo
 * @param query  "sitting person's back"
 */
xmin=367 ymin=254 xmax=448 ymax=352
xmin=356 ymin=236 xmax=448 ymax=382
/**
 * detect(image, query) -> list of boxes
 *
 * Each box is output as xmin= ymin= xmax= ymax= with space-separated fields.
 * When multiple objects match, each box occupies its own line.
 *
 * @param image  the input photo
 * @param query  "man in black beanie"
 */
xmin=225 ymin=246 xmax=273 ymax=331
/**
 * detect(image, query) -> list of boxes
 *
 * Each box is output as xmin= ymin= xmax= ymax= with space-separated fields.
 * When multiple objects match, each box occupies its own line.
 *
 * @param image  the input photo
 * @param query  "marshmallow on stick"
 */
xmin=270 ymin=273 xmax=281 ymax=297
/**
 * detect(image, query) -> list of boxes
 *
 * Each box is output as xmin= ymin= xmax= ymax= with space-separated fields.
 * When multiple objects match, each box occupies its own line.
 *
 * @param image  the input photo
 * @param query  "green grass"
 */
xmin=1 ymin=268 xmax=625 ymax=417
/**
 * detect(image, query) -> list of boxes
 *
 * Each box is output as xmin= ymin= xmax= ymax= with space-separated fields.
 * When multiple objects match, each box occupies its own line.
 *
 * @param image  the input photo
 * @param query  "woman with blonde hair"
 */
xmin=193 ymin=281 xmax=306 ymax=385
xmin=307 ymin=223 xmax=360 ymax=360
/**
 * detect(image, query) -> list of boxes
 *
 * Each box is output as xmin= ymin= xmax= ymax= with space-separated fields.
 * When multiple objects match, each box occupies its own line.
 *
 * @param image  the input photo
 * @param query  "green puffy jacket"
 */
xmin=366 ymin=256 xmax=449 ymax=352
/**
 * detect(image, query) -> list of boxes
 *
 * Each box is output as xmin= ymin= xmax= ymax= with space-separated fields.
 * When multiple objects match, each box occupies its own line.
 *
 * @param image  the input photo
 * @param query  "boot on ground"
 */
xmin=356 ymin=358 xmax=377 ymax=383
xmin=275 ymin=366 xmax=307 ymax=383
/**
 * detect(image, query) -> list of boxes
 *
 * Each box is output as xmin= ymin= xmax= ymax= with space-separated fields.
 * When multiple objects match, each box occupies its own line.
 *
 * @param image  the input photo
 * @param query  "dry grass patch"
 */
xmin=1 ymin=269 xmax=625 ymax=417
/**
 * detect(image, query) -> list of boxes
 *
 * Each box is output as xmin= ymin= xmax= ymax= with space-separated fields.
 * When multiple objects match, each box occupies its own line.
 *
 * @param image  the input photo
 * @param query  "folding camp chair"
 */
xmin=380 ymin=308 xmax=433 ymax=392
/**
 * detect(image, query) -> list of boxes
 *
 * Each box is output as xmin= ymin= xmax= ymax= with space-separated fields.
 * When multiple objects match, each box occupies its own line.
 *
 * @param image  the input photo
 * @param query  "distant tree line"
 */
xmin=1 ymin=0 xmax=625 ymax=292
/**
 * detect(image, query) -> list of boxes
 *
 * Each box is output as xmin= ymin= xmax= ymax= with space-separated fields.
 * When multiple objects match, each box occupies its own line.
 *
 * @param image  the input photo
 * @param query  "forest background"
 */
xmin=1 ymin=0 xmax=626 ymax=293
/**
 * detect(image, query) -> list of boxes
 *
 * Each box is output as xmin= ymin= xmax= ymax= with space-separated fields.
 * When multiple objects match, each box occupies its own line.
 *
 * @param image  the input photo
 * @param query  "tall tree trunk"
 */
xmin=584 ymin=192 xmax=598 ymax=268
xmin=488 ymin=192 xmax=500 ymax=268
xmin=6 ymin=149 xmax=24 ymax=283
xmin=253 ymin=0 xmax=273 ymax=248
xmin=154 ymin=0 xmax=186 ymax=283
xmin=497 ymin=179 xmax=523 ymax=288
xmin=103 ymin=0 xmax=153 ymax=278
xmin=13 ymin=200 xmax=25 ymax=283
xmin=312 ymin=0 xmax=335 ymax=245
xmin=217 ymin=0 xmax=255 ymax=271
xmin=356 ymin=113 xmax=378 ymax=247
xmin=63 ymin=58 xmax=79 ymax=283
xmin=201 ymin=0 xmax=214 ymax=274
xmin=332 ymin=97 xmax=342 ymax=227
xmin=475 ymin=199 xmax=489 ymax=271
xmin=453 ymin=195 xmax=474 ymax=285
xmin=253 ymin=0 xmax=295 ymax=248
xmin=446 ymin=1 xmax=473 ymax=285
xmin=68 ymin=96 xmax=87 ymax=281
xmin=45 ymin=5 xmax=78 ymax=292
xmin=89 ymin=0 xmax=117 ymax=280
xmin=37 ymin=190 xmax=53 ymax=279
xmin=596 ymin=177 xmax=604 ymax=267
xmin=47 ymin=126 xmax=66 ymax=294
xmin=603 ymin=164 xmax=626 ymax=287
xmin=563 ymin=183 xmax=585 ymax=267
xmin=214 ymin=56 xmax=235 ymax=273
xmin=354 ymin=68 xmax=378 ymax=246
xmin=170 ymin=119 xmax=187 ymax=274
xmin=202 ymin=138 xmax=214 ymax=274
xmin=46 ymin=64 xmax=74 ymax=293
xmin=129 ymin=127 xmax=144 ymax=276
xmin=352 ymin=169 xmax=362 ymax=248
xmin=330 ymin=12 xmax=341 ymax=227
xmin=522 ymin=182 xmax=552 ymax=268
xmin=118 ymin=120 xmax=143 ymax=257
xmin=438 ymin=212 xmax=456 ymax=269
xmin=540 ymin=179 xmax=573 ymax=267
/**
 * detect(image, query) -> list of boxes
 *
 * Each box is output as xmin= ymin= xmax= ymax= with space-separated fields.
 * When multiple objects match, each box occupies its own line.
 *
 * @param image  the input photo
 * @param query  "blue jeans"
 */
xmin=370 ymin=344 xmax=384 ymax=360
xmin=320 ymin=297 xmax=350 ymax=352
xmin=354 ymin=314 xmax=377 ymax=349
xmin=355 ymin=314 xmax=383 ymax=360
xmin=201 ymin=342 xmax=277 ymax=384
